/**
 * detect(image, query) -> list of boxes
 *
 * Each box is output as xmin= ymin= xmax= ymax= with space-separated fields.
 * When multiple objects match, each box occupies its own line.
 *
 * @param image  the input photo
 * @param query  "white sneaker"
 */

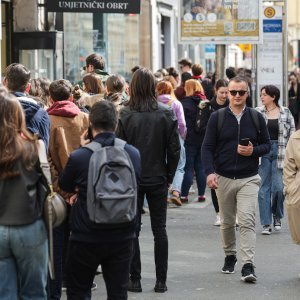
xmin=214 ymin=214 xmax=221 ymax=226
xmin=261 ymin=225 xmax=272 ymax=235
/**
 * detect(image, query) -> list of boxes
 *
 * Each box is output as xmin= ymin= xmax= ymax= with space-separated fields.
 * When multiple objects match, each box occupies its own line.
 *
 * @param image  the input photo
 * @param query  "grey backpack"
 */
xmin=84 ymin=138 xmax=137 ymax=228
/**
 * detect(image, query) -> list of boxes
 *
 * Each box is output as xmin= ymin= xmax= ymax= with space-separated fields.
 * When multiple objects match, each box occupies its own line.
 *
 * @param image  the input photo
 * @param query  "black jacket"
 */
xmin=201 ymin=106 xmax=271 ymax=179
xmin=117 ymin=102 xmax=180 ymax=184
xmin=59 ymin=132 xmax=141 ymax=243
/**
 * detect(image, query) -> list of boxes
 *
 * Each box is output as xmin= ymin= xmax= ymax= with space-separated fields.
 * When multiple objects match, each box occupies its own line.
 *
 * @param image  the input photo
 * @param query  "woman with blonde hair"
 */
xmin=180 ymin=79 xmax=207 ymax=203
xmin=156 ymin=80 xmax=186 ymax=206
xmin=0 ymin=87 xmax=48 ymax=299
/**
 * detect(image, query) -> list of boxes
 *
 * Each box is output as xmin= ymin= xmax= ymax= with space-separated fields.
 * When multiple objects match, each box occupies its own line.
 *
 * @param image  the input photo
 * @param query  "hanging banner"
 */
xmin=46 ymin=0 xmax=141 ymax=14
xmin=179 ymin=0 xmax=262 ymax=44
xmin=257 ymin=6 xmax=283 ymax=105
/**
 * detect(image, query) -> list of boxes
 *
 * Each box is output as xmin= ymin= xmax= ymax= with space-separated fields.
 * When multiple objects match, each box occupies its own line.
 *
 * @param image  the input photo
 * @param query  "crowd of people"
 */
xmin=0 ymin=53 xmax=299 ymax=299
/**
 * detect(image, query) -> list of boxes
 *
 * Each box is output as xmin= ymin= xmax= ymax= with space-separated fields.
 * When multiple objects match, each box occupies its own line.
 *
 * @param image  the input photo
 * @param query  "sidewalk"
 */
xmin=62 ymin=189 xmax=300 ymax=300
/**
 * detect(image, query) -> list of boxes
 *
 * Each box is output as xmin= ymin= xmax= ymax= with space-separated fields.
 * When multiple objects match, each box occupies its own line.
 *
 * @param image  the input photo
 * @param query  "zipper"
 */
xmin=233 ymin=121 xmax=240 ymax=180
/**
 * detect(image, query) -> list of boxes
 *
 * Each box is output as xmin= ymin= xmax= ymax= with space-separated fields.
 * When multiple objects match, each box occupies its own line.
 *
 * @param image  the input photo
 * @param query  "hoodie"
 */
xmin=157 ymin=94 xmax=186 ymax=138
xmin=13 ymin=92 xmax=50 ymax=149
xmin=47 ymin=100 xmax=81 ymax=117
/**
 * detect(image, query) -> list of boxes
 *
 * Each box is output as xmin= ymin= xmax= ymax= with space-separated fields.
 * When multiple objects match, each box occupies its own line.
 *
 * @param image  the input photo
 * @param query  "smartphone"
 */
xmin=239 ymin=138 xmax=250 ymax=146
xmin=87 ymin=126 xmax=93 ymax=141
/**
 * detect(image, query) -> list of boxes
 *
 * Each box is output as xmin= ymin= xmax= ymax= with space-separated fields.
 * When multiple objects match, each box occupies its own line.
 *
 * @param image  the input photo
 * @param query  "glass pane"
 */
xmin=19 ymin=49 xmax=54 ymax=80
xmin=64 ymin=12 xmax=139 ymax=83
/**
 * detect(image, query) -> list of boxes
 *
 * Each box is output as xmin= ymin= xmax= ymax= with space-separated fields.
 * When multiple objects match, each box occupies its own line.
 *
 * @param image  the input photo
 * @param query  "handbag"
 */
xmin=37 ymin=140 xmax=67 ymax=279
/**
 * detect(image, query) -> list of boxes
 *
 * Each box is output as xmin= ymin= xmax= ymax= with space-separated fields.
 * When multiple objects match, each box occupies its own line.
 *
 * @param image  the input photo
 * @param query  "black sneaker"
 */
xmin=154 ymin=281 xmax=167 ymax=293
xmin=273 ymin=217 xmax=281 ymax=231
xmin=241 ymin=263 xmax=257 ymax=283
xmin=222 ymin=255 xmax=237 ymax=274
xmin=128 ymin=279 xmax=142 ymax=293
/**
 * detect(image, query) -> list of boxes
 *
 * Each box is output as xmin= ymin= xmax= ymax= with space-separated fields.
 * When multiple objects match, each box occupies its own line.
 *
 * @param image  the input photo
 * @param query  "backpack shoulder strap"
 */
xmin=217 ymin=108 xmax=227 ymax=133
xmin=114 ymin=138 xmax=126 ymax=149
xmin=249 ymin=108 xmax=261 ymax=134
xmin=83 ymin=141 xmax=102 ymax=152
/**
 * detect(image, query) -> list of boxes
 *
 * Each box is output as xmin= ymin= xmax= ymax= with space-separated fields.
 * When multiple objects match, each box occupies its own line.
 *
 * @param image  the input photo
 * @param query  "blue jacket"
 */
xmin=14 ymin=92 xmax=50 ymax=149
xmin=201 ymin=106 xmax=271 ymax=179
xmin=59 ymin=132 xmax=141 ymax=243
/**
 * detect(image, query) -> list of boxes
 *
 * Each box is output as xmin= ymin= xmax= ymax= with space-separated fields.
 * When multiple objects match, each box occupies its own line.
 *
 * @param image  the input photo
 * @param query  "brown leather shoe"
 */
xmin=170 ymin=191 xmax=182 ymax=206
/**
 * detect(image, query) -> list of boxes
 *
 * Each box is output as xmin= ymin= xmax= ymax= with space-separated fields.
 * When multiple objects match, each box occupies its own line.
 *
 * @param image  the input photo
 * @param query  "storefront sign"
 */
xmin=179 ymin=0 xmax=262 ymax=44
xmin=46 ymin=0 xmax=141 ymax=14
xmin=257 ymin=6 xmax=283 ymax=105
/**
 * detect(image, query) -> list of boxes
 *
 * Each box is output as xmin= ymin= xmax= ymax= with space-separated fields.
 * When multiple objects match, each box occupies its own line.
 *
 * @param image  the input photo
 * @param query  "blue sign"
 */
xmin=205 ymin=44 xmax=216 ymax=53
xmin=263 ymin=20 xmax=282 ymax=33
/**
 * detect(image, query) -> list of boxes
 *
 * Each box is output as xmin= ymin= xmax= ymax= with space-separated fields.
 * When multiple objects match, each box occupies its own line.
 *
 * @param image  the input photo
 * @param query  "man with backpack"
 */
xmin=201 ymin=77 xmax=271 ymax=283
xmin=59 ymin=101 xmax=141 ymax=300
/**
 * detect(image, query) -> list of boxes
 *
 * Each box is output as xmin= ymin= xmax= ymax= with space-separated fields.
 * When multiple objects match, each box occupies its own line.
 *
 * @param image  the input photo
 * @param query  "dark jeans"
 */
xmin=66 ymin=239 xmax=133 ymax=300
xmin=130 ymin=182 xmax=168 ymax=283
xmin=181 ymin=143 xmax=206 ymax=197
xmin=49 ymin=216 xmax=70 ymax=300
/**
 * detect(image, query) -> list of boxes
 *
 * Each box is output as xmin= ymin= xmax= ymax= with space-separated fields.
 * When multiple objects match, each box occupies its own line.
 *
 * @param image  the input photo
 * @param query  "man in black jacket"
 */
xmin=59 ymin=101 xmax=141 ymax=299
xmin=202 ymin=77 xmax=271 ymax=283
xmin=117 ymin=68 xmax=180 ymax=293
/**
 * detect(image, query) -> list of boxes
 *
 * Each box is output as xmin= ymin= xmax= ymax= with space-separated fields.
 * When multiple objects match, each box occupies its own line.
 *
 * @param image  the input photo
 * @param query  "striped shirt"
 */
xmin=256 ymin=105 xmax=295 ymax=169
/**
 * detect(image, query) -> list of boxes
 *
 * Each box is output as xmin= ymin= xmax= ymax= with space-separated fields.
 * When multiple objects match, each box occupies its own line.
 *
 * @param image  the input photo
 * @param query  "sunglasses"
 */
xmin=229 ymin=90 xmax=248 ymax=96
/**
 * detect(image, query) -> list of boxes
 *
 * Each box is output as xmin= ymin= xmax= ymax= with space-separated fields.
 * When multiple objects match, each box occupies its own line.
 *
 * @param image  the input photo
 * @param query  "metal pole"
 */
xmin=283 ymin=0 xmax=288 ymax=106
xmin=215 ymin=45 xmax=226 ymax=80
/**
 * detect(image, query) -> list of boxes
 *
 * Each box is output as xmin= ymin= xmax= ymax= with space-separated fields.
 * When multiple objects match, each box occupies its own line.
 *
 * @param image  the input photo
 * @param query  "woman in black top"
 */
xmin=209 ymin=79 xmax=229 ymax=226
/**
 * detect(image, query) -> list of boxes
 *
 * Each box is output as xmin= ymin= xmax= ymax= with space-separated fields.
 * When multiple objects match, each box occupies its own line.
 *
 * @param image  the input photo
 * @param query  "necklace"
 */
xmin=266 ymin=106 xmax=277 ymax=113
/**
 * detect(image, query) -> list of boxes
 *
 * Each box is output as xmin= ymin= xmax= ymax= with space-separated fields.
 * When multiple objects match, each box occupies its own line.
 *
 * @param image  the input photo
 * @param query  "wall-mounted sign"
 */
xmin=46 ymin=0 xmax=141 ymax=14
xmin=179 ymin=0 xmax=262 ymax=44
xmin=257 ymin=6 xmax=283 ymax=105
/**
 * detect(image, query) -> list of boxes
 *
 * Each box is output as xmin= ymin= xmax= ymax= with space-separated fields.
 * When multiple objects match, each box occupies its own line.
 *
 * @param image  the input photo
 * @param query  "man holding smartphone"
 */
xmin=201 ymin=77 xmax=271 ymax=283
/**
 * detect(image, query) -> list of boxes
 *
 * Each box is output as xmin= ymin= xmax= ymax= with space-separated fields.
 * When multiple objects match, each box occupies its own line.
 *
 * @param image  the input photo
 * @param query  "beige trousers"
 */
xmin=216 ymin=174 xmax=261 ymax=265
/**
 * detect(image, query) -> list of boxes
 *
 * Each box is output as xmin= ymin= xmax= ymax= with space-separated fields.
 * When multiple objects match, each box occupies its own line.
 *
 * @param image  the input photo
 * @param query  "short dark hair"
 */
xmin=5 ymin=63 xmax=31 ymax=92
xmin=226 ymin=67 xmax=237 ymax=80
xmin=181 ymin=72 xmax=192 ymax=86
xmin=49 ymin=79 xmax=72 ymax=101
xmin=192 ymin=64 xmax=203 ymax=76
xmin=229 ymin=76 xmax=248 ymax=88
xmin=178 ymin=58 xmax=192 ymax=68
xmin=86 ymin=53 xmax=105 ymax=70
xmin=261 ymin=85 xmax=280 ymax=106
xmin=90 ymin=100 xmax=117 ymax=131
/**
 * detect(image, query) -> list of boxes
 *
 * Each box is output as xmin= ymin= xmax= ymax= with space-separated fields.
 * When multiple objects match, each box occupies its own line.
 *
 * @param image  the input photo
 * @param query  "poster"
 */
xmin=257 ymin=6 xmax=283 ymax=105
xmin=179 ymin=0 xmax=262 ymax=44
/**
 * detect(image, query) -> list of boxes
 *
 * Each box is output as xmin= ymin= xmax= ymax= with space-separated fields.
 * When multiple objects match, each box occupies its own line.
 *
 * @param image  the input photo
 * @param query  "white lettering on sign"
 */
xmin=106 ymin=2 xmax=129 ymax=10
xmin=58 ymin=1 xmax=128 ymax=10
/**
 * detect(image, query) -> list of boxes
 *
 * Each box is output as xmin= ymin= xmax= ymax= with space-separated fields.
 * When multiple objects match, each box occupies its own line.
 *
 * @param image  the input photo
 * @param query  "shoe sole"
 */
xmin=170 ymin=197 xmax=182 ymax=206
xmin=261 ymin=231 xmax=271 ymax=235
xmin=241 ymin=274 xmax=257 ymax=283
xmin=154 ymin=288 xmax=168 ymax=293
xmin=274 ymin=227 xmax=281 ymax=231
xmin=128 ymin=288 xmax=142 ymax=293
xmin=221 ymin=261 xmax=237 ymax=274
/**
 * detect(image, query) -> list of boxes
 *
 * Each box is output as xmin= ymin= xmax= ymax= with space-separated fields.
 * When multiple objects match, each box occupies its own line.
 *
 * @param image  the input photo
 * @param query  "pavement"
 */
xmin=62 ymin=188 xmax=300 ymax=300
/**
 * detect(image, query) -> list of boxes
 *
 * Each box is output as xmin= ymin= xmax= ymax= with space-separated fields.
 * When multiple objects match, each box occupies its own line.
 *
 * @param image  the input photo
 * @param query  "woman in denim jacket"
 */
xmin=256 ymin=85 xmax=295 ymax=235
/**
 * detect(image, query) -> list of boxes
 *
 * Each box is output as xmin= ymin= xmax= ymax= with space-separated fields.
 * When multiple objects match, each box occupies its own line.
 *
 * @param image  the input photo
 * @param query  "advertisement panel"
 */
xmin=46 ymin=0 xmax=141 ymax=14
xmin=179 ymin=0 xmax=262 ymax=44
xmin=257 ymin=6 xmax=283 ymax=105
